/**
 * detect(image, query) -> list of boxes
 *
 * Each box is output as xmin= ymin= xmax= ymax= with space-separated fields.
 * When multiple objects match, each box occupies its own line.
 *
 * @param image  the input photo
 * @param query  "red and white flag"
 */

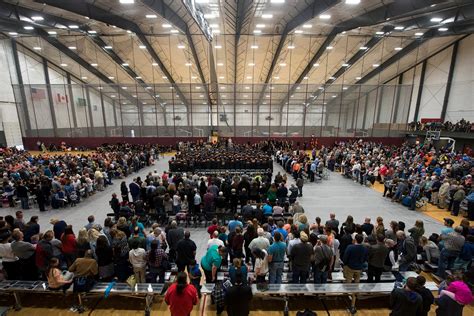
xmin=56 ymin=93 xmax=69 ymax=104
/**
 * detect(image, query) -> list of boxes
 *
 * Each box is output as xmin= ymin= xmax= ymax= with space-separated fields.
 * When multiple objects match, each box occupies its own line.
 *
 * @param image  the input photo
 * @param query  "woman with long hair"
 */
xmin=95 ymin=235 xmax=114 ymax=281
xmin=61 ymin=225 xmax=77 ymax=267
xmin=110 ymin=228 xmax=130 ymax=282
xmin=408 ymin=220 xmax=425 ymax=246
xmin=120 ymin=181 xmax=129 ymax=202
xmin=46 ymin=257 xmax=72 ymax=293
xmin=252 ymin=248 xmax=269 ymax=283
xmin=76 ymin=228 xmax=90 ymax=253
xmin=164 ymin=271 xmax=198 ymax=316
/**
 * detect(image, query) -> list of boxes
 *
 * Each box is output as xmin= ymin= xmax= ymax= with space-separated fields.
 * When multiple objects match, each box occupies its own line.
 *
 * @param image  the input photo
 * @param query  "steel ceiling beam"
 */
xmin=141 ymin=0 xmax=217 ymax=109
xmin=35 ymin=0 xmax=192 ymax=112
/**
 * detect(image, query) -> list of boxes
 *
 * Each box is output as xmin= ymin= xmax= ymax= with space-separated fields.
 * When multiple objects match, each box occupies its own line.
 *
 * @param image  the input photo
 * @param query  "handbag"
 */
xmin=126 ymin=274 xmax=136 ymax=289
xmin=62 ymin=270 xmax=74 ymax=281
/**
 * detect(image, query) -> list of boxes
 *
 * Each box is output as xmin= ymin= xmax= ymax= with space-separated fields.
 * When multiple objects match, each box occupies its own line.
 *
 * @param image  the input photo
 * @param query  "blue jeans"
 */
xmin=20 ymin=197 xmax=29 ymax=209
xmin=269 ymin=262 xmax=284 ymax=284
xmin=313 ymin=266 xmax=328 ymax=284
xmin=437 ymin=249 xmax=459 ymax=278
xmin=292 ymin=267 xmax=309 ymax=284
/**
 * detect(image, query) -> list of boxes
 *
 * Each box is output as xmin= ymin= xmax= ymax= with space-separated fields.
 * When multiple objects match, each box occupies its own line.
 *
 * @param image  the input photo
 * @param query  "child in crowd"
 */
xmin=439 ymin=274 xmax=473 ymax=306
xmin=188 ymin=259 xmax=202 ymax=298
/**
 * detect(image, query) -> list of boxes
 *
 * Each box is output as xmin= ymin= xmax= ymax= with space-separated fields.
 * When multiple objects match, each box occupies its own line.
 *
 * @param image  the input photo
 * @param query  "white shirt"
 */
xmin=207 ymin=238 xmax=224 ymax=249
xmin=0 ymin=243 xmax=18 ymax=262
xmin=255 ymin=249 xmax=269 ymax=275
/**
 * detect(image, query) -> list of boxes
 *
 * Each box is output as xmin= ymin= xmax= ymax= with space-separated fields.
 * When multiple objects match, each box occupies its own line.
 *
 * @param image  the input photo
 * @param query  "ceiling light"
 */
xmin=245 ymin=86 xmax=250 ymax=90
xmin=313 ymin=63 xmax=319 ymax=67
xmin=376 ymin=31 xmax=384 ymax=35
xmin=414 ymin=32 xmax=424 ymax=36
xmin=294 ymin=30 xmax=303 ymax=34
xmin=191 ymin=76 xmax=197 ymax=79
xmin=122 ymin=63 xmax=129 ymax=66
xmin=430 ymin=17 xmax=443 ymax=22
xmin=108 ymin=76 xmax=114 ymax=79
xmin=256 ymin=24 xmax=265 ymax=28
xmin=266 ymin=95 xmax=270 ymax=98
xmin=110 ymin=95 xmax=116 ymax=98
xmin=81 ymin=77 xmax=88 ymax=80
xmin=438 ymin=27 xmax=448 ymax=31
xmin=243 ymin=95 xmax=248 ymax=97
xmin=33 ymin=46 xmax=41 ymax=50
xmin=219 ymin=76 xmax=225 ymax=79
xmin=122 ymin=87 xmax=127 ymax=90
xmin=204 ymin=13 xmax=216 ymax=19
xmin=170 ymin=29 xmax=179 ymax=33
xmin=8 ymin=32 xmax=18 ymax=36
xmin=356 ymin=76 xmax=362 ymax=80
xmin=318 ymin=86 xmax=324 ymax=90
xmin=60 ymin=63 xmax=67 ymax=67
xmin=195 ymin=0 xmax=210 ymax=3
xmin=209 ymin=24 xmax=219 ymax=28
xmin=176 ymin=44 xmax=185 ymax=49
xmin=91 ymin=63 xmax=98 ymax=66
xmin=270 ymin=0 xmax=285 ymax=3
xmin=279 ymin=63 xmax=286 ymax=66
xmin=152 ymin=62 xmax=158 ymax=66
xmin=136 ymin=45 xmax=146 ymax=49
xmin=68 ymin=25 xmax=79 ymax=29
xmin=345 ymin=0 xmax=361 ymax=4
xmin=162 ymin=76 xmax=167 ymax=79
xmin=343 ymin=87 xmax=348 ymax=90
xmin=48 ymin=31 xmax=57 ymax=35
xmin=24 ymin=26 xmax=34 ymax=30
xmin=126 ymin=30 xmax=132 ymax=34
xmin=196 ymin=86 xmax=201 ymax=89
xmin=394 ymin=47 xmax=403 ymax=51
xmin=217 ymin=62 xmax=224 ymax=66
xmin=302 ymin=24 xmax=312 ymax=28
xmin=441 ymin=17 xmax=455 ymax=24
xmin=359 ymin=46 xmax=368 ymax=50
xmin=319 ymin=14 xmax=331 ymax=20
xmin=31 ymin=16 xmax=44 ymax=22
xmin=146 ymin=14 xmax=157 ymax=19
xmin=248 ymin=63 xmax=255 ymax=66
xmin=185 ymin=63 xmax=192 ymax=66
xmin=326 ymin=46 xmax=333 ymax=50
xmin=394 ymin=26 xmax=405 ymax=30
xmin=253 ymin=29 xmax=262 ymax=34
xmin=372 ymin=64 xmax=379 ymax=67
xmin=119 ymin=0 xmax=134 ymax=3
xmin=68 ymin=46 xmax=77 ymax=50
xmin=135 ymin=76 xmax=142 ymax=79
xmin=332 ymin=95 xmax=337 ymax=98
xmin=329 ymin=76 xmax=336 ymax=80
xmin=262 ymin=14 xmax=273 ymax=19
xmin=104 ymin=45 xmax=113 ymax=49
xmin=200 ymin=95 xmax=204 ymax=98
xmin=342 ymin=63 xmax=349 ymax=67
xmin=274 ymin=76 xmax=279 ymax=79
xmin=250 ymin=45 xmax=259 ymax=49
xmin=287 ymin=45 xmax=295 ymax=49
xmin=304 ymin=76 xmax=309 ymax=80
xmin=162 ymin=24 xmax=172 ymax=28
xmin=246 ymin=76 xmax=252 ymax=79
xmin=214 ymin=45 xmax=222 ymax=48
xmin=57 ymin=25 xmax=67 ymax=29
xmin=88 ymin=30 xmax=97 ymax=34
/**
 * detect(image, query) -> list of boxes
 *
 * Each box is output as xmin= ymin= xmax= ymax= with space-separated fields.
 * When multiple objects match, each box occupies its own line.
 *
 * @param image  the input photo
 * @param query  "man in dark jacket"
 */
xmin=225 ymin=272 xmax=253 ymax=316
xmin=343 ymin=234 xmax=368 ymax=283
xmin=367 ymin=234 xmax=389 ymax=282
xmin=35 ymin=230 xmax=54 ymax=277
xmin=415 ymin=276 xmax=434 ymax=316
xmin=390 ymin=277 xmax=423 ymax=316
xmin=396 ymin=231 xmax=417 ymax=271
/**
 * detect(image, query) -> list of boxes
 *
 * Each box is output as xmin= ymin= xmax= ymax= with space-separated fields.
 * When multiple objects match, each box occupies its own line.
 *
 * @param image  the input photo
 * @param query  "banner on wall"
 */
xmin=31 ymin=88 xmax=46 ymax=100
xmin=56 ymin=93 xmax=68 ymax=104
xmin=76 ymin=98 xmax=87 ymax=106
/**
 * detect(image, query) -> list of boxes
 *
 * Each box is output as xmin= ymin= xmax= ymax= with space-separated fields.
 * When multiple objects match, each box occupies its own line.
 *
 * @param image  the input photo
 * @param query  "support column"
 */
xmin=392 ymin=74 xmax=404 ymax=123
xmin=85 ymin=86 xmax=95 ymax=136
xmin=440 ymin=41 xmax=459 ymax=122
xmin=66 ymin=73 xmax=78 ymax=129
xmin=42 ymin=58 xmax=58 ymax=137
xmin=11 ymin=39 xmax=33 ymax=136
xmin=99 ymin=91 xmax=108 ymax=137
xmin=413 ymin=60 xmax=427 ymax=122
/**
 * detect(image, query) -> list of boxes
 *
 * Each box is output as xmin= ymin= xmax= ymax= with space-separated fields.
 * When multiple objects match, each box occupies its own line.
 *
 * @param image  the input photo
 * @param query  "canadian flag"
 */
xmin=56 ymin=93 xmax=69 ymax=104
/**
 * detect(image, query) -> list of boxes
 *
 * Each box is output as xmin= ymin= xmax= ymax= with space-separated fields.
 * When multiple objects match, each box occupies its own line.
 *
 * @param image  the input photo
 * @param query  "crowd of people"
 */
xmin=169 ymin=142 xmax=273 ymax=172
xmin=0 ymin=144 xmax=168 ymax=211
xmin=408 ymin=119 xmax=472 ymax=133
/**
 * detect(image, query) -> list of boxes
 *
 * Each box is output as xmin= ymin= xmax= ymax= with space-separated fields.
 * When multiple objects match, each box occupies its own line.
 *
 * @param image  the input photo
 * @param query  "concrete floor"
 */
xmin=0 ymin=155 xmax=445 ymax=261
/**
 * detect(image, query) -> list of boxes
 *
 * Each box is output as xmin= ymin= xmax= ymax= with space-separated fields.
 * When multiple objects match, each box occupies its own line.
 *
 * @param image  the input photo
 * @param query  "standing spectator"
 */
xmin=11 ymin=230 xmax=37 ymax=280
xmin=367 ymin=234 xmax=389 ymax=282
xmin=296 ymin=176 xmax=304 ymax=197
xmin=408 ymin=180 xmax=420 ymax=211
xmin=51 ymin=218 xmax=67 ymax=241
xmin=0 ymin=232 xmax=20 ymax=280
xmin=225 ymin=272 xmax=253 ymax=316
xmin=16 ymin=181 xmax=29 ymax=210
xmin=84 ymin=215 xmax=101 ymax=231
xmin=451 ymin=186 xmax=466 ymax=216
xmin=361 ymin=218 xmax=374 ymax=237
xmin=95 ymin=235 xmax=114 ymax=281
xmin=120 ymin=181 xmax=129 ymax=202
xmin=389 ymin=277 xmax=423 ymax=316
xmin=36 ymin=230 xmax=54 ymax=278
xmin=165 ymin=272 xmax=198 ymax=316
xmin=290 ymin=231 xmax=313 ymax=284
xmin=408 ymin=220 xmax=425 ymax=247
xmin=61 ymin=225 xmax=77 ymax=267
xmin=415 ymin=276 xmax=434 ymax=316
xmin=176 ymin=231 xmax=197 ymax=272
xmin=252 ymin=248 xmax=269 ymax=283
xmin=267 ymin=231 xmax=286 ymax=284
xmin=201 ymin=245 xmax=226 ymax=283
xmin=148 ymin=240 xmax=168 ymax=283
xmin=109 ymin=193 xmax=120 ymax=220
xmin=129 ymin=240 xmax=147 ymax=283
xmin=13 ymin=211 xmax=25 ymax=230
xmin=342 ymin=234 xmax=368 ymax=283
xmin=396 ymin=231 xmax=417 ymax=272
xmin=313 ymin=235 xmax=333 ymax=284
xmin=437 ymin=226 xmax=465 ymax=278
xmin=167 ymin=221 xmax=184 ymax=263
xmin=325 ymin=213 xmax=339 ymax=235
xmin=24 ymin=216 xmax=40 ymax=243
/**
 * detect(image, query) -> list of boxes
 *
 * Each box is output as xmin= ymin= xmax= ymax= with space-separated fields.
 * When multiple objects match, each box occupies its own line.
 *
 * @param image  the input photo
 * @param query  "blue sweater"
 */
xmin=343 ymin=244 xmax=368 ymax=270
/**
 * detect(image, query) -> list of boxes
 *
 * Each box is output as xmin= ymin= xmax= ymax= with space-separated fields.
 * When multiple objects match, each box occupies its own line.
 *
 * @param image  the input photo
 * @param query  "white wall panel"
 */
xmin=418 ymin=46 xmax=453 ymax=119
xmin=446 ymin=35 xmax=474 ymax=122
